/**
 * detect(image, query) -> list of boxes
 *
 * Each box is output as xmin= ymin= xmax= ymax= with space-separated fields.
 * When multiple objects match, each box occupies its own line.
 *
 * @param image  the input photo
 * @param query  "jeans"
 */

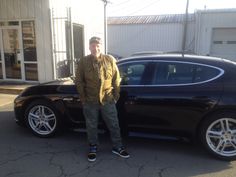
xmin=83 ymin=102 xmax=123 ymax=149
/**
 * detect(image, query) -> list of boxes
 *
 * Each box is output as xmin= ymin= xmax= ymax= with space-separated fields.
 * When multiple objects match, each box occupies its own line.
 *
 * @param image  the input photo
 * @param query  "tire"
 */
xmin=199 ymin=111 xmax=236 ymax=160
xmin=25 ymin=99 xmax=61 ymax=138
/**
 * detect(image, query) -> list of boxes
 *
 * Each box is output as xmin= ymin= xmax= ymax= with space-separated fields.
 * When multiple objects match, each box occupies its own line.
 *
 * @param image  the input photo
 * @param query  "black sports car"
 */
xmin=14 ymin=54 xmax=236 ymax=160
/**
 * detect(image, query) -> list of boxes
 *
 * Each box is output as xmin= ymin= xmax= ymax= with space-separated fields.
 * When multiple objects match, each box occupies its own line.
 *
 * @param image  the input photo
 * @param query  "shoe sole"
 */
xmin=112 ymin=150 xmax=130 ymax=158
xmin=88 ymin=152 xmax=96 ymax=162
xmin=88 ymin=158 xmax=96 ymax=162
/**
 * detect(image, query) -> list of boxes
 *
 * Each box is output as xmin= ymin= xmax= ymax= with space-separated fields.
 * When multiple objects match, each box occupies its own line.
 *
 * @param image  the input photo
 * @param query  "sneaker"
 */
xmin=88 ymin=145 xmax=97 ymax=162
xmin=112 ymin=147 xmax=130 ymax=158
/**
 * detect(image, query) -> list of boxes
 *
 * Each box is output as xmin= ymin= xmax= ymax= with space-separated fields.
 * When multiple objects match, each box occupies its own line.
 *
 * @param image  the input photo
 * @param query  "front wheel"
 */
xmin=25 ymin=100 xmax=61 ymax=137
xmin=200 ymin=112 xmax=236 ymax=160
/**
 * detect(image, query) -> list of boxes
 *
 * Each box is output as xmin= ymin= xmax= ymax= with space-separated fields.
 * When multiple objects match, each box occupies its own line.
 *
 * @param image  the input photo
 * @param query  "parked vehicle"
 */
xmin=14 ymin=54 xmax=236 ymax=160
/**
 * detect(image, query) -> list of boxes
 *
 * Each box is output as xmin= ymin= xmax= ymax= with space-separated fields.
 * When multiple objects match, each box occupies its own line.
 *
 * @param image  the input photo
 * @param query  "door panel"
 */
xmin=131 ymin=61 xmax=224 ymax=133
xmin=118 ymin=61 xmax=156 ymax=129
xmin=57 ymin=85 xmax=84 ymax=123
xmin=2 ymin=29 xmax=21 ymax=79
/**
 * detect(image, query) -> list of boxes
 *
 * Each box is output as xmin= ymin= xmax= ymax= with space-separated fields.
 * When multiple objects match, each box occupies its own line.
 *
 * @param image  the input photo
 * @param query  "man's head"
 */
xmin=89 ymin=36 xmax=102 ymax=58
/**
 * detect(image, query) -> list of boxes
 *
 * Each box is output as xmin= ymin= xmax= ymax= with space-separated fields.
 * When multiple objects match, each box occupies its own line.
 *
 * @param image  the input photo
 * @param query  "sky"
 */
xmin=107 ymin=0 xmax=236 ymax=16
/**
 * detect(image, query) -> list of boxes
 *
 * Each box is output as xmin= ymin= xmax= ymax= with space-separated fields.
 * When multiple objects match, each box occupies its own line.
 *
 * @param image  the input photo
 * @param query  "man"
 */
xmin=75 ymin=36 xmax=129 ymax=162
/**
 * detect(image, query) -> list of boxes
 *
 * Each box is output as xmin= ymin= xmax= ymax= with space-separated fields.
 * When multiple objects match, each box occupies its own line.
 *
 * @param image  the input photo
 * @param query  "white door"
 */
xmin=210 ymin=28 xmax=236 ymax=61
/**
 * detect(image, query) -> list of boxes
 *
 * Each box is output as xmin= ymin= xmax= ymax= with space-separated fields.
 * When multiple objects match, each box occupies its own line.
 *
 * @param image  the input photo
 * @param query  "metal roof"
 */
xmin=107 ymin=14 xmax=195 ymax=25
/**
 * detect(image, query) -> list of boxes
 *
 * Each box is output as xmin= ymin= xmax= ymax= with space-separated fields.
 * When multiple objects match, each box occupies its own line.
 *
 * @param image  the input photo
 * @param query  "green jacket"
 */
xmin=75 ymin=54 xmax=121 ymax=104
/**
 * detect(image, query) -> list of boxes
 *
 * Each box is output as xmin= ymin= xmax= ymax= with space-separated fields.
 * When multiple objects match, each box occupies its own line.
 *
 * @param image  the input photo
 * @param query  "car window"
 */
xmin=154 ymin=62 xmax=194 ymax=84
xmin=119 ymin=62 xmax=148 ymax=85
xmin=154 ymin=62 xmax=222 ymax=85
xmin=195 ymin=65 xmax=221 ymax=82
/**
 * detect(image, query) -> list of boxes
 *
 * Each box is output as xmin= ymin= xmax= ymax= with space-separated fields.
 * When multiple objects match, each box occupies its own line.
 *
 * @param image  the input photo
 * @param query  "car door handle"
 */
xmin=192 ymin=96 xmax=208 ymax=100
xmin=63 ymin=97 xmax=73 ymax=101
xmin=126 ymin=96 xmax=138 ymax=105
xmin=128 ymin=96 xmax=138 ymax=100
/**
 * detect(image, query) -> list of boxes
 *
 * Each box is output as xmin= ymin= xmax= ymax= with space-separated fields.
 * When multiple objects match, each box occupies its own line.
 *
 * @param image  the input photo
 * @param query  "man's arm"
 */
xmin=75 ymin=58 xmax=86 ymax=103
xmin=111 ymin=57 xmax=121 ymax=101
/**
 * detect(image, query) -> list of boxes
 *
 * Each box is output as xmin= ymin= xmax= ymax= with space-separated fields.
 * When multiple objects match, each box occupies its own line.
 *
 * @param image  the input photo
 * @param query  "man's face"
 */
xmin=89 ymin=42 xmax=102 ymax=57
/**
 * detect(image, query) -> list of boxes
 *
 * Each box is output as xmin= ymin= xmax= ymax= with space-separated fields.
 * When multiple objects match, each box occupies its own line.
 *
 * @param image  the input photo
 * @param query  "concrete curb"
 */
xmin=0 ymin=85 xmax=33 ymax=95
xmin=0 ymin=88 xmax=23 ymax=95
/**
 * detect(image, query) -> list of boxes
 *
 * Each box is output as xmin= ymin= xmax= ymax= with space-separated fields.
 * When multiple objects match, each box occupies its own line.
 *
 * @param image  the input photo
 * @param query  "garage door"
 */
xmin=210 ymin=28 xmax=236 ymax=61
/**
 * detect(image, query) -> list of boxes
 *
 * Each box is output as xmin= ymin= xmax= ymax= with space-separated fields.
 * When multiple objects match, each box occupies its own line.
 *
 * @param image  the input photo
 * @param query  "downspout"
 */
xmin=101 ymin=0 xmax=108 ymax=54
xmin=182 ymin=0 xmax=189 ymax=56
xmin=49 ymin=8 xmax=57 ymax=80
xmin=68 ymin=7 xmax=75 ymax=76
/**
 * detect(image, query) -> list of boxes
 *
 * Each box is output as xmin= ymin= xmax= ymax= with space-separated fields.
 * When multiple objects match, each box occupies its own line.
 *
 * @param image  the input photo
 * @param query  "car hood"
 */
xmin=38 ymin=77 xmax=74 ymax=86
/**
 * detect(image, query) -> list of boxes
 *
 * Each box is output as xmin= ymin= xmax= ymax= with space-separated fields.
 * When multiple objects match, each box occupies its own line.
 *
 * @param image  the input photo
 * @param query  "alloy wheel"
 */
xmin=206 ymin=118 xmax=236 ymax=157
xmin=28 ymin=105 xmax=57 ymax=136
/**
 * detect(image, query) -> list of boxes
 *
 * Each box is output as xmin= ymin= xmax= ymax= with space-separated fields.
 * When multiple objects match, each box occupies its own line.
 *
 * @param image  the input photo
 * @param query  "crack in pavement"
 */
xmin=77 ymin=157 xmax=116 ymax=177
xmin=157 ymin=167 xmax=172 ymax=177
xmin=124 ymin=159 xmax=149 ymax=177
xmin=5 ymin=170 xmax=25 ymax=177
xmin=49 ymin=152 xmax=67 ymax=177
xmin=0 ymin=152 xmax=39 ymax=166
xmin=47 ymin=148 xmax=82 ymax=177
xmin=137 ymin=165 xmax=145 ymax=177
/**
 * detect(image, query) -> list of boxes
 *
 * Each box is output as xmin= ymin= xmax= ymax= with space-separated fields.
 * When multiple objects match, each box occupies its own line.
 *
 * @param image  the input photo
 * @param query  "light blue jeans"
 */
xmin=83 ymin=102 xmax=123 ymax=149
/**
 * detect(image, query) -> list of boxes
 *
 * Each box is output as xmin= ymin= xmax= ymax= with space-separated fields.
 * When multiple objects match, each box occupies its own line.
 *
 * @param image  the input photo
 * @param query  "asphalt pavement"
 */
xmin=1 ymin=94 xmax=236 ymax=177
xmin=0 ymin=94 xmax=17 ymax=107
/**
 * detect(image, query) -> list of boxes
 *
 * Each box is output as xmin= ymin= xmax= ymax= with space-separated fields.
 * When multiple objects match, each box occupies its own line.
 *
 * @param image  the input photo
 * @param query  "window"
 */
xmin=0 ymin=42 xmax=1 ymax=78
xmin=213 ymin=41 xmax=223 ymax=44
xmin=22 ymin=21 xmax=38 ymax=81
xmin=195 ymin=65 xmax=221 ymax=82
xmin=22 ymin=21 xmax=37 ymax=62
xmin=73 ymin=24 xmax=84 ymax=60
xmin=0 ymin=63 xmax=2 ymax=79
xmin=119 ymin=62 xmax=148 ymax=85
xmin=0 ymin=21 xmax=19 ymax=26
xmin=154 ymin=62 xmax=222 ymax=85
xmin=227 ymin=41 xmax=236 ymax=44
xmin=25 ymin=63 xmax=38 ymax=81
xmin=155 ymin=62 xmax=194 ymax=85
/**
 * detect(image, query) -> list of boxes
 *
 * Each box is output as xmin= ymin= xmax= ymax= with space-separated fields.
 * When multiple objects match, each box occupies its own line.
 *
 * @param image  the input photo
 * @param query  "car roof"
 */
xmin=117 ymin=54 xmax=225 ymax=65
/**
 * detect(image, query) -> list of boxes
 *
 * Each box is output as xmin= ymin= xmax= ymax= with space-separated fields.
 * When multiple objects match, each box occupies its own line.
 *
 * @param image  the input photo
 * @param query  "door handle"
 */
xmin=128 ymin=96 xmax=138 ymax=100
xmin=192 ymin=96 xmax=208 ymax=100
xmin=126 ymin=96 xmax=138 ymax=105
xmin=63 ymin=97 xmax=73 ymax=101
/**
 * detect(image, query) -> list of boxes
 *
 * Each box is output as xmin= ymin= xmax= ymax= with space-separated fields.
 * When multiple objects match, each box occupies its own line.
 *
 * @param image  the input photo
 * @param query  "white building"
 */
xmin=0 ymin=0 xmax=105 ymax=83
xmin=108 ymin=9 xmax=236 ymax=61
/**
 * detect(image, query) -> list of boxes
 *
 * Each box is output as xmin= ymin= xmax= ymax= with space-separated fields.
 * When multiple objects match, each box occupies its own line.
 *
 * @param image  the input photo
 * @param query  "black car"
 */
xmin=14 ymin=54 xmax=236 ymax=160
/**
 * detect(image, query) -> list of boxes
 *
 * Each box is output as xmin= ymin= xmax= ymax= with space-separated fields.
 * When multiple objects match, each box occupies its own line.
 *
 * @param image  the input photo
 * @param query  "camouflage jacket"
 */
xmin=75 ymin=54 xmax=121 ymax=104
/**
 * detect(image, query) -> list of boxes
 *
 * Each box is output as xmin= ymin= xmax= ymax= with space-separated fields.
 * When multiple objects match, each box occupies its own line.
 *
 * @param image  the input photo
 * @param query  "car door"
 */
xmin=134 ymin=60 xmax=224 ymax=134
xmin=57 ymin=84 xmax=84 ymax=123
xmin=117 ymin=60 xmax=156 ymax=130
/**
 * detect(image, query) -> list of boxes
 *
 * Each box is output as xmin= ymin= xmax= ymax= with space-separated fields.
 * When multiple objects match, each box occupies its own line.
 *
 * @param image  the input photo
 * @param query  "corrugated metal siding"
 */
xmin=108 ymin=21 xmax=195 ymax=57
xmin=0 ymin=0 xmax=37 ymax=20
xmin=195 ymin=10 xmax=236 ymax=58
xmin=108 ymin=14 xmax=195 ymax=25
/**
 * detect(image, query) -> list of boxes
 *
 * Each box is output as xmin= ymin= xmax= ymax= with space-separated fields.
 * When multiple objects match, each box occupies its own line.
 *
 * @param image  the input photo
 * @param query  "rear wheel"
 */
xmin=25 ymin=99 xmax=61 ymax=137
xmin=200 ymin=112 xmax=236 ymax=160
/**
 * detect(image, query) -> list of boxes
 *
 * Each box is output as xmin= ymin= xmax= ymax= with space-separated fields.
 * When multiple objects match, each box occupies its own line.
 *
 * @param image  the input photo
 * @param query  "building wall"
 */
xmin=195 ymin=10 xmax=236 ymax=60
xmin=70 ymin=0 xmax=104 ymax=55
xmin=108 ymin=21 xmax=195 ymax=57
xmin=0 ymin=0 xmax=105 ymax=82
xmin=108 ymin=9 xmax=236 ymax=60
xmin=0 ymin=0 xmax=53 ymax=83
xmin=50 ymin=0 xmax=105 ymax=55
